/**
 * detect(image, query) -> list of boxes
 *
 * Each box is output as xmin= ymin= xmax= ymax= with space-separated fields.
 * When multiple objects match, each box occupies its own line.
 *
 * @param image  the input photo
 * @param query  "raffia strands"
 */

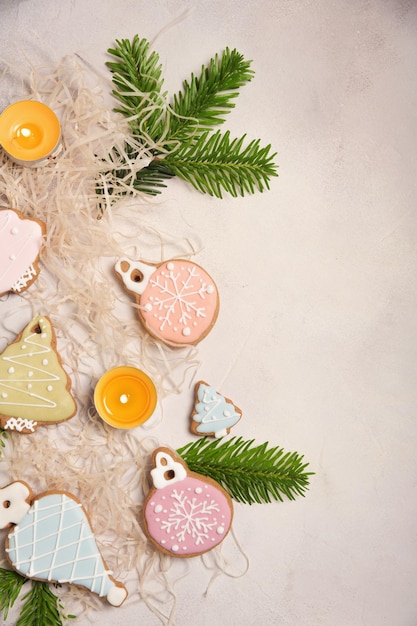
xmin=0 ymin=52 xmax=223 ymax=622
xmin=0 ymin=53 xmax=203 ymax=391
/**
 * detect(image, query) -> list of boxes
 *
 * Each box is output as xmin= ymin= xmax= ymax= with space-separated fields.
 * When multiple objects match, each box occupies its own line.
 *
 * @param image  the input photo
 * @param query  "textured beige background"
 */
xmin=1 ymin=1 xmax=417 ymax=624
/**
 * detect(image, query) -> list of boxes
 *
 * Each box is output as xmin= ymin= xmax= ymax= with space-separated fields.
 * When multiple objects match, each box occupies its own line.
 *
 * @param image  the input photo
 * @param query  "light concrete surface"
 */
xmin=1 ymin=1 xmax=416 ymax=625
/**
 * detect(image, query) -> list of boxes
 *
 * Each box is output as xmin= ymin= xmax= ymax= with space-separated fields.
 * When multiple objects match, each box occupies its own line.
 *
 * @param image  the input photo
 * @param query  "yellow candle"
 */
xmin=94 ymin=366 xmax=157 ymax=429
xmin=0 ymin=100 xmax=61 ymax=166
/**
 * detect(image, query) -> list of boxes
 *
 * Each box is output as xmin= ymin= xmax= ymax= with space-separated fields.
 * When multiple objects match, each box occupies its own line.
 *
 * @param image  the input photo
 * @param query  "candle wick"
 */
xmin=120 ymin=394 xmax=129 ymax=404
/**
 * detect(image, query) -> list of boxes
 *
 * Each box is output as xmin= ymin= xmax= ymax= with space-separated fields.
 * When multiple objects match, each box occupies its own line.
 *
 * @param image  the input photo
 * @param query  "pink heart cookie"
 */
xmin=0 ymin=208 xmax=46 ymax=296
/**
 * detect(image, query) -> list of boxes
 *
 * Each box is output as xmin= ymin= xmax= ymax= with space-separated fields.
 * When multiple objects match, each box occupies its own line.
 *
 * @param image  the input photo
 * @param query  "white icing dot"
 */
xmin=11 ymin=227 xmax=19 ymax=235
xmin=21 ymin=344 xmax=27 ymax=350
xmin=171 ymin=544 xmax=179 ymax=552
xmin=154 ymin=504 xmax=163 ymax=513
xmin=47 ymin=385 xmax=53 ymax=392
xmin=9 ymin=254 xmax=16 ymax=261
xmin=204 ymin=406 xmax=209 ymax=412
xmin=144 ymin=303 xmax=152 ymax=311
xmin=167 ymin=262 xmax=174 ymax=270
xmin=1 ymin=393 xmax=8 ymax=399
xmin=182 ymin=327 xmax=191 ymax=337
xmin=173 ymin=327 xmax=178 ymax=332
xmin=27 ymin=384 xmax=32 ymax=389
xmin=8 ymin=367 xmax=14 ymax=374
xmin=41 ymin=333 xmax=47 ymax=338
xmin=42 ymin=359 xmax=48 ymax=365
xmin=39 ymin=318 xmax=44 ymax=323
xmin=223 ymin=410 xmax=231 ymax=417
xmin=195 ymin=487 xmax=203 ymax=494
xmin=27 ymin=371 xmax=33 ymax=378
xmin=217 ymin=526 xmax=225 ymax=535
xmin=206 ymin=284 xmax=214 ymax=294
xmin=161 ymin=540 xmax=166 ymax=545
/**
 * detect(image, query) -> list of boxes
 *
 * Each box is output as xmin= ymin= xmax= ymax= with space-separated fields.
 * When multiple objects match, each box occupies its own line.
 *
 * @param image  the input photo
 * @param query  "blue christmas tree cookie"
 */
xmin=190 ymin=381 xmax=242 ymax=438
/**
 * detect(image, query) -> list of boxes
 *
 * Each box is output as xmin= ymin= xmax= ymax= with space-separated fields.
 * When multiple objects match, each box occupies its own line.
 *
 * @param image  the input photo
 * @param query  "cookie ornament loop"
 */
xmin=143 ymin=447 xmax=233 ymax=558
xmin=0 ymin=481 xmax=31 ymax=528
xmin=150 ymin=449 xmax=188 ymax=488
xmin=115 ymin=257 xmax=219 ymax=348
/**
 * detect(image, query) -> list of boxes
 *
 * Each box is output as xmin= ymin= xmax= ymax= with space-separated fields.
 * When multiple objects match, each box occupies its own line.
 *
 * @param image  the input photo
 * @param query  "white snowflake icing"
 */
xmin=160 ymin=489 xmax=220 ymax=546
xmin=4 ymin=417 xmax=37 ymax=432
xmin=147 ymin=265 xmax=212 ymax=332
xmin=11 ymin=264 xmax=37 ymax=293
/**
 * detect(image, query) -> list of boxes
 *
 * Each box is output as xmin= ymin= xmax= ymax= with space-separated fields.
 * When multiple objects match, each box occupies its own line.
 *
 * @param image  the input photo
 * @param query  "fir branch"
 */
xmin=97 ymin=145 xmax=175 ymax=198
xmin=101 ymin=36 xmax=278 ymax=199
xmin=177 ymin=437 xmax=314 ymax=505
xmin=163 ymin=130 xmax=278 ymax=198
xmin=106 ymin=35 xmax=168 ymax=141
xmin=0 ymin=428 xmax=8 ymax=456
xmin=167 ymin=47 xmax=254 ymax=142
xmin=17 ymin=581 xmax=75 ymax=626
xmin=0 ymin=568 xmax=26 ymax=620
xmin=126 ymin=158 xmax=175 ymax=195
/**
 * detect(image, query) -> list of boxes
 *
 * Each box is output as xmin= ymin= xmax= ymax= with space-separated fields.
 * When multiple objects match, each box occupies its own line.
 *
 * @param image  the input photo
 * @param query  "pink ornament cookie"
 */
xmin=0 ymin=481 xmax=127 ymax=607
xmin=143 ymin=447 xmax=233 ymax=557
xmin=0 ymin=315 xmax=77 ymax=433
xmin=0 ymin=208 xmax=46 ymax=296
xmin=115 ymin=257 xmax=219 ymax=347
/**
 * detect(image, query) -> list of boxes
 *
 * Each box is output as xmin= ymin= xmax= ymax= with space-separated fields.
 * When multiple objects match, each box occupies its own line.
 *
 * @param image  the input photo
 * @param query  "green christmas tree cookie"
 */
xmin=0 ymin=316 xmax=77 ymax=434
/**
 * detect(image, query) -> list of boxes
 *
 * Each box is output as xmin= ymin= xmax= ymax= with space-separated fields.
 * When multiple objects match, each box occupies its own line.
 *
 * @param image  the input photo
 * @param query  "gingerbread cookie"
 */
xmin=190 ymin=381 xmax=242 ymax=438
xmin=143 ymin=447 xmax=233 ymax=557
xmin=0 ymin=481 xmax=127 ymax=607
xmin=0 ymin=208 xmax=46 ymax=296
xmin=0 ymin=315 xmax=77 ymax=433
xmin=115 ymin=257 xmax=219 ymax=347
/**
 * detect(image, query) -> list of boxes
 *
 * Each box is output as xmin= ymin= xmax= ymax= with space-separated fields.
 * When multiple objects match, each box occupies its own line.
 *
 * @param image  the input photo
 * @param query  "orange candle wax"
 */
xmin=94 ymin=366 xmax=157 ymax=429
xmin=0 ymin=100 xmax=61 ymax=165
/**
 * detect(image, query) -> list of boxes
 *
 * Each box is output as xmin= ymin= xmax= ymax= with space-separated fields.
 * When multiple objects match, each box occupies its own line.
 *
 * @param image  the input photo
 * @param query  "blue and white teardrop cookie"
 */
xmin=0 ymin=481 xmax=128 ymax=607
